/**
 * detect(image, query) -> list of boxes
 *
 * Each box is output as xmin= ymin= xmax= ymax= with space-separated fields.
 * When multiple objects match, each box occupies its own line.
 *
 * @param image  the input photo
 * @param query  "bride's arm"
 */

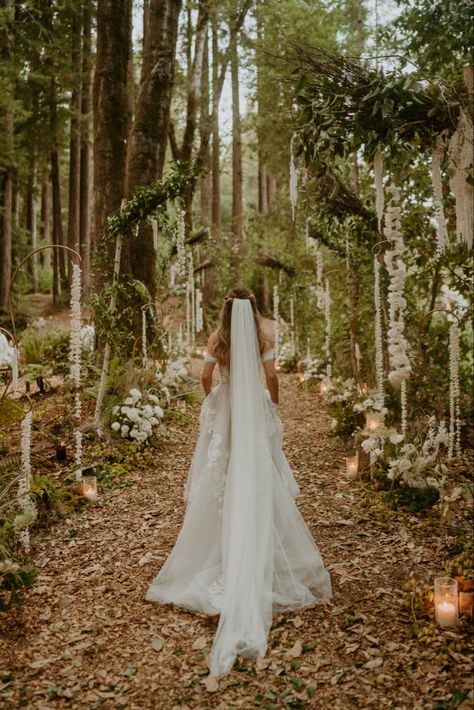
xmin=202 ymin=333 xmax=217 ymax=396
xmin=263 ymin=359 xmax=279 ymax=405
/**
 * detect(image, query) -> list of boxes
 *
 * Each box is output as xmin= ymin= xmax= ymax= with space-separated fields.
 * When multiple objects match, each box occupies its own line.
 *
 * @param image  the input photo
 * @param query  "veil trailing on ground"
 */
xmin=209 ymin=298 xmax=274 ymax=677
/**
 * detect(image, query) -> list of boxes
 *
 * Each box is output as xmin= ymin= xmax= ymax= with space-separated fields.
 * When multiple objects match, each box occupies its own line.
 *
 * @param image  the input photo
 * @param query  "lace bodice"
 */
xmin=204 ymin=349 xmax=275 ymax=368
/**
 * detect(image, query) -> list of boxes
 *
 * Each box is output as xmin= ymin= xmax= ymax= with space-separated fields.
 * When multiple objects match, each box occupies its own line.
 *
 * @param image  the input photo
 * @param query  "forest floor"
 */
xmin=1 ymin=360 xmax=473 ymax=710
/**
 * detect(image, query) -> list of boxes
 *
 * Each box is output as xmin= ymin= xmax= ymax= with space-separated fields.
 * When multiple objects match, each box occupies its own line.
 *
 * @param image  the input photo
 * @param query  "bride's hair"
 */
xmin=214 ymin=287 xmax=266 ymax=367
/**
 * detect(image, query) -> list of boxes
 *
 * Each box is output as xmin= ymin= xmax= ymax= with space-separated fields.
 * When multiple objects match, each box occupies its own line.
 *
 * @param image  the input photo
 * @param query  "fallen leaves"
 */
xmin=151 ymin=637 xmax=164 ymax=652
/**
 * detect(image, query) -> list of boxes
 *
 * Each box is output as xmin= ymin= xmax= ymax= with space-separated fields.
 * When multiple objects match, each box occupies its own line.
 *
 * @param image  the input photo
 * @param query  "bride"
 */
xmin=146 ymin=287 xmax=332 ymax=677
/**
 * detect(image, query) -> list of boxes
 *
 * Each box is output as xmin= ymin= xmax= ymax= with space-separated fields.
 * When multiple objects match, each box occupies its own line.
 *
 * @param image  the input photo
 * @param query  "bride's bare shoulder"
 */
xmin=259 ymin=317 xmax=275 ymax=350
xmin=207 ymin=330 xmax=219 ymax=355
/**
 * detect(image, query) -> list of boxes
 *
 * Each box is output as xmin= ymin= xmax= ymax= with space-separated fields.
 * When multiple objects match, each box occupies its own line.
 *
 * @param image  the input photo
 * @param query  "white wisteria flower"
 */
xmin=387 ymin=418 xmax=449 ymax=489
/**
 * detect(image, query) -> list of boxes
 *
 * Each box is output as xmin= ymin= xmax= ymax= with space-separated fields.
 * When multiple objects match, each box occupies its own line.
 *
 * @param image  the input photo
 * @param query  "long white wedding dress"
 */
xmin=146 ymin=299 xmax=332 ymax=677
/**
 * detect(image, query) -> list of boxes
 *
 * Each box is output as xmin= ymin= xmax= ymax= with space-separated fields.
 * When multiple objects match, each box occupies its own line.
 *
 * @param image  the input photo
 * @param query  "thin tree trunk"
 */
xmin=79 ymin=0 xmax=92 ymax=294
xmin=230 ymin=30 xmax=243 ymax=245
xmin=125 ymin=0 xmax=181 ymax=297
xmin=256 ymin=0 xmax=268 ymax=215
xmin=40 ymin=178 xmax=52 ymax=268
xmin=67 ymin=6 xmax=82 ymax=284
xmin=199 ymin=28 xmax=211 ymax=224
xmin=211 ymin=12 xmax=221 ymax=241
xmin=93 ymin=0 xmax=132 ymax=279
xmin=0 ymin=0 xmax=14 ymax=311
xmin=50 ymin=76 xmax=67 ymax=297
xmin=25 ymin=158 xmax=39 ymax=292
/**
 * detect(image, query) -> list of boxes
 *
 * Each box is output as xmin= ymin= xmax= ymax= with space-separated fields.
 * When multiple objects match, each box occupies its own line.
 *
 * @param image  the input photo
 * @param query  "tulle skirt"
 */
xmin=146 ymin=382 xmax=332 ymax=614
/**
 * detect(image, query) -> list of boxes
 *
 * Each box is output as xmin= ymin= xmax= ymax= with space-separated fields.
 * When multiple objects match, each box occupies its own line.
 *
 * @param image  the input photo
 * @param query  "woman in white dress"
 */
xmin=146 ymin=288 xmax=332 ymax=677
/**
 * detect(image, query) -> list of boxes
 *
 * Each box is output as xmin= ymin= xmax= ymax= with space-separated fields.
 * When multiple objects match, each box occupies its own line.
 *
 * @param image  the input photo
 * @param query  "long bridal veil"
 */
xmin=146 ymin=297 xmax=332 ymax=678
xmin=209 ymin=298 xmax=274 ymax=676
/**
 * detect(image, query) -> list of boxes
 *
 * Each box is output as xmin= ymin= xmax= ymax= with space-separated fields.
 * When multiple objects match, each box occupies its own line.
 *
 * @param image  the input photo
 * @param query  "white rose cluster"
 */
xmin=361 ymin=425 xmax=404 ymax=461
xmin=326 ymin=377 xmax=356 ymax=404
xmin=156 ymin=357 xmax=189 ymax=390
xmin=300 ymin=357 xmax=325 ymax=382
xmin=111 ymin=388 xmax=164 ymax=445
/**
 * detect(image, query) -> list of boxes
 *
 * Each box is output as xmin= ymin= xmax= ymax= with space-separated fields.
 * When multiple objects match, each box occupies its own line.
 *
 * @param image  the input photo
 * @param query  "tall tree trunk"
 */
xmin=125 ymin=0 xmax=181 ymax=297
xmin=93 ymin=0 xmax=132 ymax=281
xmin=211 ymin=13 xmax=221 ymax=242
xmin=67 ymin=6 xmax=82 ymax=284
xmin=25 ymin=158 xmax=39 ymax=292
xmin=50 ymin=77 xmax=67 ymax=298
xmin=0 ymin=0 xmax=14 ymax=311
xmin=199 ymin=29 xmax=211 ymax=224
xmin=79 ymin=0 xmax=92 ymax=295
xmin=230 ymin=30 xmax=243 ymax=246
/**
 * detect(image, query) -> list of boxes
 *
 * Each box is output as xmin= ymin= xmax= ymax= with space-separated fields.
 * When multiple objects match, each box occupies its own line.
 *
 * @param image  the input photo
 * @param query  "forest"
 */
xmin=0 ymin=0 xmax=473 ymax=707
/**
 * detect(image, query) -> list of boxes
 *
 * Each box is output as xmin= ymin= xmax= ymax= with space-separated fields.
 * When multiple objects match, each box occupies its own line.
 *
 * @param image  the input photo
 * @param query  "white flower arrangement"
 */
xmin=383 ymin=185 xmax=411 ymax=389
xmin=354 ymin=392 xmax=389 ymax=420
xmin=361 ymin=424 xmax=404 ymax=462
xmin=387 ymin=419 xmax=449 ymax=490
xmin=435 ymin=284 xmax=468 ymax=321
xmin=300 ymin=357 xmax=325 ymax=382
xmin=0 ymin=333 xmax=15 ymax=368
xmin=326 ymin=377 xmax=356 ymax=405
xmin=155 ymin=356 xmax=190 ymax=400
xmin=111 ymin=388 xmax=164 ymax=445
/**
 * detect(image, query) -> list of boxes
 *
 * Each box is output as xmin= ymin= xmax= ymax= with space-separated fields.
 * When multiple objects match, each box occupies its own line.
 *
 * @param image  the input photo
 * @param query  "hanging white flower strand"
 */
xmin=142 ymin=309 xmax=148 ymax=363
xmin=315 ymin=241 xmax=325 ymax=309
xmin=17 ymin=409 xmax=35 ymax=551
xmin=290 ymin=294 xmax=295 ymax=357
xmin=384 ymin=184 xmax=411 ymax=389
xmin=431 ymin=134 xmax=448 ymax=257
xmin=273 ymin=285 xmax=280 ymax=360
xmin=448 ymin=322 xmax=461 ymax=459
xmin=448 ymin=109 xmax=474 ymax=249
xmin=176 ymin=210 xmax=186 ymax=274
xmin=289 ymin=133 xmax=298 ymax=221
xmin=374 ymin=147 xmax=384 ymax=232
xmin=195 ymin=288 xmax=203 ymax=332
xmin=373 ymin=256 xmax=385 ymax=408
xmin=69 ymin=263 xmax=83 ymax=480
xmin=11 ymin=344 xmax=19 ymax=395
xmin=324 ymin=279 xmax=332 ymax=381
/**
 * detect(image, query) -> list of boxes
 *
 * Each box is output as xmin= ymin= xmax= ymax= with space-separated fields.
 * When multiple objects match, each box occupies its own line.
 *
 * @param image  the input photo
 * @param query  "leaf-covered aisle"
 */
xmin=1 ymin=362 xmax=471 ymax=709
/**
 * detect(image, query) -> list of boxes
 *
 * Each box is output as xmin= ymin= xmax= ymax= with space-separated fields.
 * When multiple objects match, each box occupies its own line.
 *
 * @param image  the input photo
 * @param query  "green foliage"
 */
xmin=20 ymin=326 xmax=69 ymax=371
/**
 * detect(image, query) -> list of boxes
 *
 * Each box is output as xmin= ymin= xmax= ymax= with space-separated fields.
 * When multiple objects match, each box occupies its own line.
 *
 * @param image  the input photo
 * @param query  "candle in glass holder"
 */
xmin=434 ymin=577 xmax=458 ymax=628
xmin=299 ymin=373 xmax=305 ymax=384
xmin=365 ymin=412 xmax=382 ymax=432
xmin=345 ymin=455 xmax=359 ymax=476
xmin=82 ymin=475 xmax=98 ymax=501
xmin=56 ymin=441 xmax=67 ymax=461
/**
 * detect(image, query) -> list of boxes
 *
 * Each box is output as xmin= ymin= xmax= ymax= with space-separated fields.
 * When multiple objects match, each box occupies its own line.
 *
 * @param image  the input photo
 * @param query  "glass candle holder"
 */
xmin=320 ymin=379 xmax=330 ymax=395
xmin=82 ymin=475 xmax=98 ymax=501
xmin=365 ymin=413 xmax=382 ymax=432
xmin=345 ymin=455 xmax=359 ymax=476
xmin=434 ymin=577 xmax=458 ymax=628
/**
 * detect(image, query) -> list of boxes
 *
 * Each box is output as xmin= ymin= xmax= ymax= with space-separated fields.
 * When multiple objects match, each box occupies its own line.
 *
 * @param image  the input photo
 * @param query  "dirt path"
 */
xmin=2 ymin=366 xmax=472 ymax=709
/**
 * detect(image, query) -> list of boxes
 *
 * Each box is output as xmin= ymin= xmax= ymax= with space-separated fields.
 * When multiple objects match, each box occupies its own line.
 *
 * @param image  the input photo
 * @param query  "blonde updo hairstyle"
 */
xmin=214 ymin=287 xmax=268 ymax=368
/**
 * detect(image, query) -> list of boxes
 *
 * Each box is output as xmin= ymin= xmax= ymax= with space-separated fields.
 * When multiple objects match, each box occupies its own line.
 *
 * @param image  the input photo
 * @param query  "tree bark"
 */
xmin=211 ymin=13 xmax=221 ymax=241
xmin=80 ymin=0 xmax=92 ymax=294
xmin=199 ymin=28 xmax=211 ymax=224
xmin=0 ymin=0 xmax=14 ymax=311
xmin=67 ymin=6 xmax=82 ymax=284
xmin=25 ymin=158 xmax=39 ymax=292
xmin=50 ymin=76 xmax=68 ymax=298
xmin=230 ymin=30 xmax=243 ymax=245
xmin=124 ymin=0 xmax=181 ymax=297
xmin=93 ymin=0 xmax=132 ymax=276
